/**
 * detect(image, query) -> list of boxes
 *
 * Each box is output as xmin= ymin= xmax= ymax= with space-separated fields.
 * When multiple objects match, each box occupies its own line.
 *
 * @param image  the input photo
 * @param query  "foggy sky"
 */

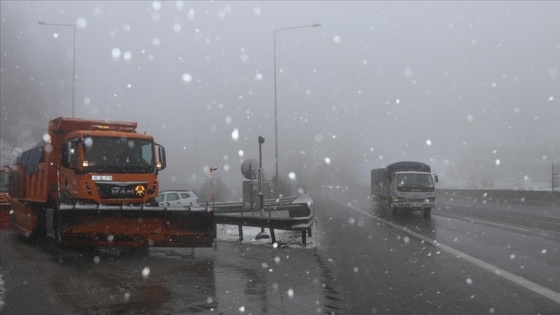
xmin=1 ymin=1 xmax=559 ymax=193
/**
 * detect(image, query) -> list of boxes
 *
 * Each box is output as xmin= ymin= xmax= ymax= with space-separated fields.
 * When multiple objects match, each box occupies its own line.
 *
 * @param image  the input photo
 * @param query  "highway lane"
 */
xmin=431 ymin=198 xmax=560 ymax=293
xmin=436 ymin=191 xmax=560 ymax=238
xmin=311 ymin=191 xmax=560 ymax=314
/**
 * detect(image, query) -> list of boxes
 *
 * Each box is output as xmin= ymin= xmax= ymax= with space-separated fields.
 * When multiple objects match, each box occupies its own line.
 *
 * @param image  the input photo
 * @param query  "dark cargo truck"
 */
xmin=371 ymin=161 xmax=438 ymax=216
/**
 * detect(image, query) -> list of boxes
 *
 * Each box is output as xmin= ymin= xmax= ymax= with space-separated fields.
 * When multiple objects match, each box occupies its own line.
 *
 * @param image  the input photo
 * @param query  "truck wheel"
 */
xmin=389 ymin=202 xmax=399 ymax=215
xmin=147 ymin=198 xmax=159 ymax=207
xmin=423 ymin=208 xmax=431 ymax=217
xmin=32 ymin=206 xmax=47 ymax=239
xmin=55 ymin=209 xmax=62 ymax=243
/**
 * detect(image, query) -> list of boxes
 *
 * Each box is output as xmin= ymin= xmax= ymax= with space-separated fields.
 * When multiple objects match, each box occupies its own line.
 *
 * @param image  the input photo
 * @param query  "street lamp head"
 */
xmin=312 ymin=23 xmax=321 ymax=27
xmin=37 ymin=21 xmax=75 ymax=28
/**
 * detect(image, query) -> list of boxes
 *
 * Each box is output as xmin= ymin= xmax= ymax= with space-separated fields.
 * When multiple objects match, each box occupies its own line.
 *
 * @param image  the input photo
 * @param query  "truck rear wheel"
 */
xmin=55 ymin=209 xmax=62 ymax=243
xmin=389 ymin=201 xmax=399 ymax=214
xmin=423 ymin=208 xmax=431 ymax=216
xmin=32 ymin=206 xmax=47 ymax=239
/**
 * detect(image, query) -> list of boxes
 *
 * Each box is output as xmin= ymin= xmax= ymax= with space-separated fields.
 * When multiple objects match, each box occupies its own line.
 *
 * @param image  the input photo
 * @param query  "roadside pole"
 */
xmin=210 ymin=165 xmax=218 ymax=212
xmin=256 ymin=136 xmax=271 ymax=240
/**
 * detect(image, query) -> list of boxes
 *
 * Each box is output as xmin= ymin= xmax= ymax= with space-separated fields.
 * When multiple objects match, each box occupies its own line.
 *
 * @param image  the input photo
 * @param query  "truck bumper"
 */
xmin=390 ymin=202 xmax=435 ymax=210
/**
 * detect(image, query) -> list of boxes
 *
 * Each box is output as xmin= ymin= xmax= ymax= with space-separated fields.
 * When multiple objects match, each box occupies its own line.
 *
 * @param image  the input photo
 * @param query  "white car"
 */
xmin=155 ymin=190 xmax=200 ymax=207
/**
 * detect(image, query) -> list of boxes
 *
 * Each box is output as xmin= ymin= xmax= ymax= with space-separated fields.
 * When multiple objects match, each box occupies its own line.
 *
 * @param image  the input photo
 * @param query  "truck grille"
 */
xmin=408 ymin=198 xmax=430 ymax=203
xmin=95 ymin=182 xmax=147 ymax=199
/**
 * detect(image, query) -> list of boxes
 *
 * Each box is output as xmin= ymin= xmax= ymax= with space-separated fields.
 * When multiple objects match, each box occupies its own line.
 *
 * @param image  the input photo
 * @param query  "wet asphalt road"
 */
xmin=0 ymin=230 xmax=324 ymax=314
xmin=1 ymin=190 xmax=559 ymax=314
xmin=312 ymin=190 xmax=560 ymax=314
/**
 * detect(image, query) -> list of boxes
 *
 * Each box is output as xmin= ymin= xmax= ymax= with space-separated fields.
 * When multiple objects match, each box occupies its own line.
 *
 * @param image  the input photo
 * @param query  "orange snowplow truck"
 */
xmin=9 ymin=117 xmax=215 ymax=248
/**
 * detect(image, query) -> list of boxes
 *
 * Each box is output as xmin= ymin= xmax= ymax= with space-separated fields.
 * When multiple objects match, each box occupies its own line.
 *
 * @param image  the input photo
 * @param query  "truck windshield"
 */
xmin=83 ymin=136 xmax=154 ymax=174
xmin=396 ymin=173 xmax=434 ymax=189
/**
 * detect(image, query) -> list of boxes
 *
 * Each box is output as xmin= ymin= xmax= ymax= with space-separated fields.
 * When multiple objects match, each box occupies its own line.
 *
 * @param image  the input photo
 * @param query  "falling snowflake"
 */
xmin=182 ymin=73 xmax=193 ymax=83
xmin=287 ymin=288 xmax=294 ymax=298
xmin=142 ymin=267 xmax=150 ymax=278
xmin=231 ymin=128 xmax=239 ymax=141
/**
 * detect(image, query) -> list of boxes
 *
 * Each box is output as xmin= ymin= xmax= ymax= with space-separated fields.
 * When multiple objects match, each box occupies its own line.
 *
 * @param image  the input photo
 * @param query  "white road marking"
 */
xmin=0 ymin=273 xmax=5 ymax=312
xmin=467 ymin=218 xmax=531 ymax=232
xmin=349 ymin=205 xmax=560 ymax=305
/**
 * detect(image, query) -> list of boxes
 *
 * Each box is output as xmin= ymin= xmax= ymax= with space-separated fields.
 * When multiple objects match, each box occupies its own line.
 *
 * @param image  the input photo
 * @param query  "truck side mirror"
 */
xmin=62 ymin=142 xmax=76 ymax=169
xmin=434 ymin=175 xmax=439 ymax=183
xmin=156 ymin=144 xmax=166 ymax=170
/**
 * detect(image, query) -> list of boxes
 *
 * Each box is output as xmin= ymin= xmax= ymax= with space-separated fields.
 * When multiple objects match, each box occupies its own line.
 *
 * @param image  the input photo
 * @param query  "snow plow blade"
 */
xmin=57 ymin=205 xmax=215 ymax=248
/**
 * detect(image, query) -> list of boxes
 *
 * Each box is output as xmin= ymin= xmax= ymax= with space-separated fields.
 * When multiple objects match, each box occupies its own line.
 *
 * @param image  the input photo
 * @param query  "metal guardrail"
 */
xmin=437 ymin=189 xmax=560 ymax=205
xmin=210 ymin=196 xmax=298 ymax=209
xmin=212 ymin=194 xmax=314 ymax=245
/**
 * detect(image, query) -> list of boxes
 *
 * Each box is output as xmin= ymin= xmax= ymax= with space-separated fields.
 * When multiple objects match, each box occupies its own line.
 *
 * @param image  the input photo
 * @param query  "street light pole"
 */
xmin=38 ymin=21 xmax=76 ymax=118
xmin=298 ymin=112 xmax=302 ymax=191
xmin=273 ymin=23 xmax=320 ymax=197
xmin=209 ymin=165 xmax=218 ymax=213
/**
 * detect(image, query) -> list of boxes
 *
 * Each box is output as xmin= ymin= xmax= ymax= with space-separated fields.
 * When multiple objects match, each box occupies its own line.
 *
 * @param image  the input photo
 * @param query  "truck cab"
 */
xmin=58 ymin=130 xmax=165 ymax=206
xmin=389 ymin=170 xmax=436 ymax=215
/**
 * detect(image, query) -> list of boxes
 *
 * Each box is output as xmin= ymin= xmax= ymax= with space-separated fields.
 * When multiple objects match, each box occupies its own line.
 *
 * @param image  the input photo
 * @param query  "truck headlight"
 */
xmin=393 ymin=196 xmax=407 ymax=203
